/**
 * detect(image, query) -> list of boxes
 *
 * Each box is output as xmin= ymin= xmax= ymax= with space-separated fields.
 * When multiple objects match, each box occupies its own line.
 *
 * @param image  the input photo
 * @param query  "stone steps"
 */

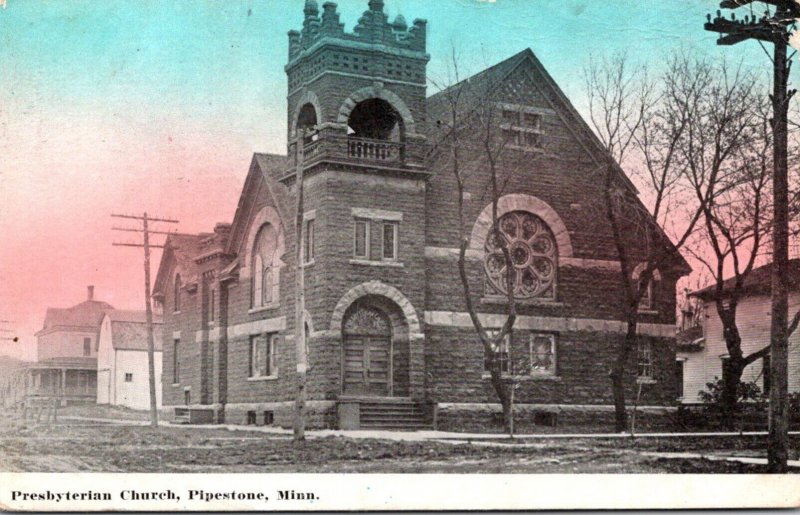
xmin=358 ymin=399 xmax=431 ymax=430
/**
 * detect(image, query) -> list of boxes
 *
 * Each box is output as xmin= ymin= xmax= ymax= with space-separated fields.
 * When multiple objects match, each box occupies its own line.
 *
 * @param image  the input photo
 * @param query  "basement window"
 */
xmin=124 ymin=373 xmax=133 ymax=383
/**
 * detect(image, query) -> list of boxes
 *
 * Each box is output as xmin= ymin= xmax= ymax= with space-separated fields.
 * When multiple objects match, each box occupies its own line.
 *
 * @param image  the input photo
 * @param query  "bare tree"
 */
xmin=680 ymin=60 xmax=774 ymax=429
xmin=584 ymin=53 xmax=703 ymax=431
xmin=428 ymin=51 xmax=541 ymax=434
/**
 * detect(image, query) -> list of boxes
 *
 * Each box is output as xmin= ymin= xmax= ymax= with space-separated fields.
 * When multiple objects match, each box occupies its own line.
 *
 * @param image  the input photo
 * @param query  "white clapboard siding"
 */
xmin=682 ymin=292 xmax=800 ymax=403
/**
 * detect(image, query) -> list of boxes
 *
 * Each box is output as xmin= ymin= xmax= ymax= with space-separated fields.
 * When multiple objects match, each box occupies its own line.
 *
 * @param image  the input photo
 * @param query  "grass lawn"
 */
xmin=1 ymin=411 xmax=798 ymax=473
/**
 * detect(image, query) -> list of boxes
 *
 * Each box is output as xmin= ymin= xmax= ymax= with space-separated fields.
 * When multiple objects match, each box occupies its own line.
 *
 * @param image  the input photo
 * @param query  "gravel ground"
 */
xmin=1 ymin=414 xmax=797 ymax=473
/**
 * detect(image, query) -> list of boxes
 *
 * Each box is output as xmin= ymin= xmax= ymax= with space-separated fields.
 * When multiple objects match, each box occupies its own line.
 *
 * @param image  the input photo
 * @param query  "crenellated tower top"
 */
xmin=284 ymin=0 xmax=430 ymax=176
xmin=287 ymin=0 xmax=427 ymax=64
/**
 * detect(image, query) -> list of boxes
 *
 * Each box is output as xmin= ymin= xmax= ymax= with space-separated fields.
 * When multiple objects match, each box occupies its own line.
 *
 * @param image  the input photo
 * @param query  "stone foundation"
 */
xmin=434 ymin=402 xmax=679 ymax=433
xmin=223 ymin=401 xmax=337 ymax=429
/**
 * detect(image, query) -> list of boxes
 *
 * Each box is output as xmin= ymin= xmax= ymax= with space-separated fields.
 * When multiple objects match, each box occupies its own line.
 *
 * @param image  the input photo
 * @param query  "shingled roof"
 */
xmin=104 ymin=310 xmax=164 ymax=352
xmin=691 ymin=259 xmax=800 ymax=301
xmin=152 ymin=226 xmax=232 ymax=299
xmin=37 ymin=290 xmax=114 ymax=335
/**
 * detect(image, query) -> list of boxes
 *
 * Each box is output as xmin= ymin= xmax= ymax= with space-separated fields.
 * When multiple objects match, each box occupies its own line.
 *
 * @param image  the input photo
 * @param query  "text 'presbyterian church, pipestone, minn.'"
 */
xmin=151 ymin=0 xmax=689 ymax=430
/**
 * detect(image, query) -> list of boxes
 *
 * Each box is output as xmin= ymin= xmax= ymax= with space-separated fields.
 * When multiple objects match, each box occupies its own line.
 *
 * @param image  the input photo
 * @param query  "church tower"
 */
xmin=285 ymin=0 xmax=429 ymax=170
xmin=282 ymin=0 xmax=431 ymax=402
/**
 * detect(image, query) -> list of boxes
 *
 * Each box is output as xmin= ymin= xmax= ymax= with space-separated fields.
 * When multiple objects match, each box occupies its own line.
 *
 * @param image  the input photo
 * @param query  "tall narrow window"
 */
xmin=354 ymin=219 xmax=369 ymax=258
xmin=762 ymin=355 xmax=771 ymax=395
xmin=304 ymin=219 xmax=315 ymax=263
xmin=174 ymin=274 xmax=182 ymax=313
xmin=83 ymin=337 xmax=91 ymax=357
xmin=249 ymin=333 xmax=278 ymax=378
xmin=173 ymin=339 xmax=180 ymax=383
xmin=382 ymin=222 xmax=398 ymax=260
xmin=252 ymin=224 xmax=277 ymax=308
xmin=676 ymin=360 xmax=685 ymax=399
xmin=209 ymin=286 xmax=216 ymax=323
xmin=637 ymin=340 xmax=653 ymax=380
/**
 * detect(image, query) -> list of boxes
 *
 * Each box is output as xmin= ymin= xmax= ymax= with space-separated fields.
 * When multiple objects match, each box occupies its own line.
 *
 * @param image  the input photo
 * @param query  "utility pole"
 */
xmin=112 ymin=212 xmax=179 ymax=428
xmin=705 ymin=0 xmax=798 ymax=473
xmin=293 ymin=132 xmax=308 ymax=442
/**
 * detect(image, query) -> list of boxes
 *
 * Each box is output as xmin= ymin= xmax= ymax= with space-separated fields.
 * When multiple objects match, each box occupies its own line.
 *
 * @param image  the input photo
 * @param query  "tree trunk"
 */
xmin=719 ymin=358 xmax=745 ymax=431
xmin=611 ymin=322 xmax=637 ymax=432
xmin=488 ymin=368 xmax=512 ymax=433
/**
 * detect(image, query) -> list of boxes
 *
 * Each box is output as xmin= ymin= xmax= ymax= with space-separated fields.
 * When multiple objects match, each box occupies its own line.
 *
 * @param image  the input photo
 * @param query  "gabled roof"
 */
xmin=102 ymin=311 xmax=164 ymax=352
xmin=152 ymin=227 xmax=231 ymax=298
xmin=106 ymin=310 xmax=163 ymax=325
xmin=426 ymin=48 xmax=691 ymax=276
xmin=222 ymin=153 xmax=293 ymax=277
xmin=691 ymin=259 xmax=800 ymax=301
xmin=37 ymin=299 xmax=114 ymax=335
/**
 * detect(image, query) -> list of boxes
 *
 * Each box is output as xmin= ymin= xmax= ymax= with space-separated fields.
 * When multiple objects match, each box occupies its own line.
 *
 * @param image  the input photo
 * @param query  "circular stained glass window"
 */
xmin=484 ymin=211 xmax=557 ymax=299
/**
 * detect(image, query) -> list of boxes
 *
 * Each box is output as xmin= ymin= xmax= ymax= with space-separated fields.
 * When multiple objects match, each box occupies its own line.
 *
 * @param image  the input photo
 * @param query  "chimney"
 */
xmin=87 ymin=285 xmax=94 ymax=301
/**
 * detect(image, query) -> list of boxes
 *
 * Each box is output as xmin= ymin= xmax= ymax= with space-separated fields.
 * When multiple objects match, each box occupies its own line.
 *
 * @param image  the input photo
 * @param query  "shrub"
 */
xmin=698 ymin=376 xmax=764 ymax=406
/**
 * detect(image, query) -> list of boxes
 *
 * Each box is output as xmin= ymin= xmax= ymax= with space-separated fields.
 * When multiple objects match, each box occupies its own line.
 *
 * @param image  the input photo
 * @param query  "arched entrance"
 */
xmin=342 ymin=303 xmax=392 ymax=396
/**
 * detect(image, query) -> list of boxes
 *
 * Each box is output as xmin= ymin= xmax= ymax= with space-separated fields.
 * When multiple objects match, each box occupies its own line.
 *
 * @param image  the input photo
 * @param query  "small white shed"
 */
xmin=97 ymin=310 xmax=163 ymax=410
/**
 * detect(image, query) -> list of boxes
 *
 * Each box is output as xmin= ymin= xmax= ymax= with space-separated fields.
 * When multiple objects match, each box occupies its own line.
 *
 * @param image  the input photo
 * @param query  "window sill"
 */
xmin=506 ymin=144 xmax=545 ymax=153
xmin=481 ymin=373 xmax=561 ymax=382
xmin=171 ymin=383 xmax=180 ymax=387
xmin=349 ymin=259 xmax=404 ymax=268
xmin=248 ymin=303 xmax=280 ymax=315
xmin=173 ymin=311 xmax=182 ymax=315
xmin=481 ymin=296 xmax=563 ymax=307
xmin=637 ymin=309 xmax=659 ymax=315
xmin=247 ymin=375 xmax=278 ymax=382
xmin=636 ymin=377 xmax=657 ymax=385
xmin=301 ymin=259 xmax=315 ymax=268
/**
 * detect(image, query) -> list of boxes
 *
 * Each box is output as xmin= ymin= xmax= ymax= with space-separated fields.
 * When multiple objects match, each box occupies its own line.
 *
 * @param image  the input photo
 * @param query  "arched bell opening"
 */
xmin=346 ymin=99 xmax=405 ymax=162
xmin=340 ymin=295 xmax=410 ymax=397
xmin=296 ymin=103 xmax=319 ymax=143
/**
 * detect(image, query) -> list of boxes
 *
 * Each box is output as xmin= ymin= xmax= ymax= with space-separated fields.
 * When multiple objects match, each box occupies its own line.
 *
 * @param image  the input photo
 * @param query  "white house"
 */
xmin=97 ymin=310 xmax=163 ymax=410
xmin=679 ymin=260 xmax=800 ymax=403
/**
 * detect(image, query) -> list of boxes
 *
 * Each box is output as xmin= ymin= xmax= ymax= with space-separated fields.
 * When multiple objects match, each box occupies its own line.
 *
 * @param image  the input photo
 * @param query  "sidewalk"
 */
xmin=58 ymin=416 xmax=800 ymax=441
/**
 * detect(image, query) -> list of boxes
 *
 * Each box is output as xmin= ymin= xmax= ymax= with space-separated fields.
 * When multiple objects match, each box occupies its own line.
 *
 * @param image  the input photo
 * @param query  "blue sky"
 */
xmin=0 ymin=0 xmax=792 ymax=359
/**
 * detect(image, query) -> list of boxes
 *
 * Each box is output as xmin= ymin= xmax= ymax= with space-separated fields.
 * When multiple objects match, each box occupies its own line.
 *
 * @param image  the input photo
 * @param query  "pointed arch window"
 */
xmin=484 ymin=211 xmax=557 ymax=299
xmin=632 ymin=263 xmax=661 ymax=312
xmin=252 ymin=224 xmax=278 ymax=308
xmin=173 ymin=274 xmax=182 ymax=313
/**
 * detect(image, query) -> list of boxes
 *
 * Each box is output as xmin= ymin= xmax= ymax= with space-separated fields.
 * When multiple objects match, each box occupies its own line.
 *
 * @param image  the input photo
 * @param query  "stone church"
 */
xmin=153 ymin=0 xmax=688 ymax=430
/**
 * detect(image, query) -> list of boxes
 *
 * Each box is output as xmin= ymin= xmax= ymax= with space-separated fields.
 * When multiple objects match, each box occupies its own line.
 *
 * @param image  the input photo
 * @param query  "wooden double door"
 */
xmin=342 ymin=305 xmax=392 ymax=396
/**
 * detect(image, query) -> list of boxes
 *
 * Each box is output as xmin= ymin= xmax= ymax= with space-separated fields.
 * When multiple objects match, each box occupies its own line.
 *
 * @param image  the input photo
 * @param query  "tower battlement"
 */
xmin=287 ymin=0 xmax=427 ymax=65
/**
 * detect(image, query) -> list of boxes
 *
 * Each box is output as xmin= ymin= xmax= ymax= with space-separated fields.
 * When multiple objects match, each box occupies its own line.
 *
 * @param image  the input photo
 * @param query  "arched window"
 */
xmin=632 ymin=263 xmax=661 ymax=311
xmin=252 ymin=224 xmax=278 ymax=308
xmin=173 ymin=274 xmax=182 ymax=313
xmin=484 ymin=211 xmax=557 ymax=299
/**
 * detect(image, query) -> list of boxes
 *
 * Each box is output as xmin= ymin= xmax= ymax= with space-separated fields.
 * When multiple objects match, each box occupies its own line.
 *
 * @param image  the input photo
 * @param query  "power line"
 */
xmin=704 ymin=0 xmax=797 ymax=472
xmin=111 ymin=211 xmax=179 ymax=428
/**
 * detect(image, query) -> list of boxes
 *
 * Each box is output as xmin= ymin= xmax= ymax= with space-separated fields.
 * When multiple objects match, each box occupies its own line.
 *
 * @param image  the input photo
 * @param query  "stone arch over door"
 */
xmin=342 ymin=302 xmax=393 ymax=396
xmin=332 ymin=281 xmax=420 ymax=397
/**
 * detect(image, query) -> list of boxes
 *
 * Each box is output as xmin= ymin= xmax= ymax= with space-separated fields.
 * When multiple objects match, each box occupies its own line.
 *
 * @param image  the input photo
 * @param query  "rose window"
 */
xmin=484 ymin=211 xmax=557 ymax=298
